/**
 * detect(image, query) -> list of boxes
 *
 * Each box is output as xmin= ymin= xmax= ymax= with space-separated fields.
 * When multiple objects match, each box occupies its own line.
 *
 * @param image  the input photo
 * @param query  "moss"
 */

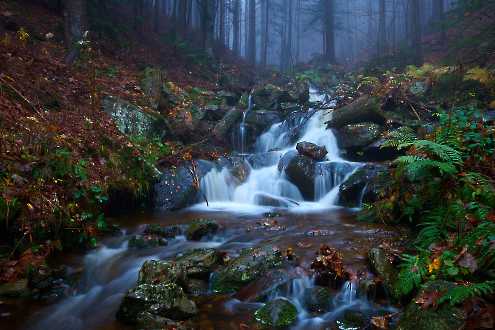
xmin=254 ymin=298 xmax=297 ymax=328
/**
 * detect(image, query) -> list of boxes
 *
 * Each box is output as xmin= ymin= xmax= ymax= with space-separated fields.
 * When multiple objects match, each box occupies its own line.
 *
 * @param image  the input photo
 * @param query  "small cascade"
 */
xmin=236 ymin=93 xmax=254 ymax=155
xmin=198 ymin=87 xmax=362 ymax=212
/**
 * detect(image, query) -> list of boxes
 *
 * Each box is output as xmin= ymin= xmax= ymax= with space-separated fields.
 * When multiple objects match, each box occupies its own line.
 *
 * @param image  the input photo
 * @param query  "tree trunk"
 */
xmin=64 ymin=0 xmax=87 ymax=64
xmin=377 ymin=0 xmax=386 ymax=56
xmin=219 ymin=0 xmax=225 ymax=45
xmin=261 ymin=0 xmax=269 ymax=67
xmin=154 ymin=0 xmax=161 ymax=33
xmin=410 ymin=0 xmax=423 ymax=64
xmin=432 ymin=0 xmax=446 ymax=44
xmin=200 ymin=0 xmax=216 ymax=53
xmin=233 ymin=0 xmax=240 ymax=55
xmin=247 ymin=0 xmax=256 ymax=65
xmin=323 ymin=0 xmax=335 ymax=63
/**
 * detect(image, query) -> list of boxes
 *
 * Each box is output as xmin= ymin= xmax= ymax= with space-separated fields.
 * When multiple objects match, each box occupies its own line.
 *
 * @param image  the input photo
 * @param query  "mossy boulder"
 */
xmin=397 ymin=281 xmax=466 ymax=330
xmin=336 ymin=122 xmax=383 ymax=149
xmin=185 ymin=219 xmax=219 ymax=241
xmin=144 ymin=224 xmax=182 ymax=239
xmin=136 ymin=312 xmax=187 ymax=330
xmin=334 ymin=310 xmax=367 ymax=329
xmin=296 ymin=141 xmax=328 ymax=161
xmin=117 ymin=283 xmax=197 ymax=324
xmin=175 ymin=248 xmax=223 ymax=279
xmin=254 ymin=298 xmax=297 ymax=328
xmin=368 ymin=248 xmax=396 ymax=293
xmin=211 ymin=247 xmax=284 ymax=294
xmin=102 ymin=96 xmax=167 ymax=139
xmin=137 ymin=260 xmax=185 ymax=285
xmin=338 ymin=164 xmax=387 ymax=208
xmin=302 ymin=286 xmax=332 ymax=313
xmin=128 ymin=235 xmax=168 ymax=249
xmin=326 ymin=96 xmax=384 ymax=128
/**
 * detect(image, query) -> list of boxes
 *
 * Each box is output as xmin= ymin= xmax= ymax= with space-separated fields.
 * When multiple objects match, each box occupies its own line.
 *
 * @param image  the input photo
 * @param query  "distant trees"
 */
xmin=322 ymin=0 xmax=336 ymax=63
xmin=247 ymin=0 xmax=256 ymax=64
xmin=63 ymin=0 xmax=87 ymax=64
xmin=410 ymin=0 xmax=423 ymax=64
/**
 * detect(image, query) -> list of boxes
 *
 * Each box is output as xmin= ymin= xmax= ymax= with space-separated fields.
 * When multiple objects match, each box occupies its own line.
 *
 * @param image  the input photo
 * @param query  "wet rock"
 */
xmin=254 ymin=297 xmax=297 ymax=328
xmin=245 ymin=110 xmax=282 ymax=135
xmin=175 ymin=248 xmax=223 ymax=279
xmin=201 ymin=104 xmax=230 ymax=121
xmin=117 ymin=283 xmax=197 ymax=323
xmin=129 ymin=235 xmax=167 ymax=249
xmin=144 ymin=224 xmax=182 ymax=239
xmin=217 ymin=90 xmax=239 ymax=106
xmin=358 ymin=278 xmax=378 ymax=301
xmin=311 ymin=245 xmax=347 ymax=288
xmin=277 ymin=150 xmax=298 ymax=172
xmin=252 ymin=84 xmax=293 ymax=110
xmin=183 ymin=279 xmax=209 ymax=296
xmin=358 ymin=136 xmax=403 ymax=162
xmin=153 ymin=160 xmax=214 ymax=211
xmin=136 ymin=312 xmax=187 ymax=330
xmin=28 ymin=265 xmax=70 ymax=301
xmin=0 ymin=279 xmax=29 ymax=297
xmin=397 ymin=281 xmax=466 ymax=330
xmin=138 ymin=260 xmax=185 ymax=285
xmin=368 ymin=248 xmax=396 ymax=290
xmin=335 ymin=310 xmax=367 ymax=329
xmin=283 ymin=154 xmax=316 ymax=200
xmin=102 ymin=96 xmax=168 ymax=139
xmin=303 ymin=286 xmax=332 ymax=313
xmin=212 ymin=107 xmax=243 ymax=144
xmin=185 ymin=219 xmax=219 ymax=241
xmin=326 ymin=96 xmax=384 ymax=128
xmin=248 ymin=151 xmax=282 ymax=169
xmin=296 ymin=141 xmax=328 ymax=161
xmin=211 ymin=247 xmax=284 ymax=293
xmin=338 ymin=164 xmax=387 ymax=208
xmin=254 ymin=193 xmax=292 ymax=208
xmin=336 ymin=122 xmax=383 ymax=149
xmin=226 ymin=157 xmax=251 ymax=184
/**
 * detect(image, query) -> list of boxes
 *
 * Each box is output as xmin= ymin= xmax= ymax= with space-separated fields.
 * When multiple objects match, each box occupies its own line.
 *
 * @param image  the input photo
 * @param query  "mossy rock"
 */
xmin=334 ymin=310 xmax=367 ymax=329
xmin=211 ymin=247 xmax=284 ymax=294
xmin=302 ymin=286 xmax=332 ymax=313
xmin=117 ymin=283 xmax=197 ymax=324
xmin=137 ymin=260 xmax=185 ymax=285
xmin=128 ymin=235 xmax=167 ymax=249
xmin=176 ymin=248 xmax=223 ymax=279
xmin=254 ymin=298 xmax=297 ymax=328
xmin=185 ymin=219 xmax=219 ymax=241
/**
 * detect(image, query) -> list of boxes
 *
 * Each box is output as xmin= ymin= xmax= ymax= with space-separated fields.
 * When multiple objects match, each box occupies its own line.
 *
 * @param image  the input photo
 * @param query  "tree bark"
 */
xmin=410 ymin=0 xmax=423 ymax=64
xmin=247 ymin=0 xmax=256 ymax=65
xmin=233 ymin=0 xmax=240 ymax=55
xmin=63 ymin=0 xmax=87 ymax=64
xmin=323 ymin=0 xmax=335 ymax=63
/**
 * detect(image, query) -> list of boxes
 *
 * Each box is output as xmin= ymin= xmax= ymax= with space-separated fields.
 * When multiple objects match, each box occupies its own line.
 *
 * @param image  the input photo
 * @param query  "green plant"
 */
xmin=439 ymin=281 xmax=495 ymax=305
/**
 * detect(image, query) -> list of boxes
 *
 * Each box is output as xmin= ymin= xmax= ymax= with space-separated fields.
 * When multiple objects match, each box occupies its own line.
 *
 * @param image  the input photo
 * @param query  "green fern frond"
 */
xmin=382 ymin=127 xmax=417 ymax=150
xmin=395 ymin=254 xmax=428 ymax=296
xmin=395 ymin=156 xmax=458 ymax=180
xmin=412 ymin=140 xmax=463 ymax=165
xmin=439 ymin=281 xmax=495 ymax=305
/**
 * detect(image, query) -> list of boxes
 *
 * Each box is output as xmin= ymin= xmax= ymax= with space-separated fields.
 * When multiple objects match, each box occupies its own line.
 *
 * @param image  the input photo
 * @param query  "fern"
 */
xmin=412 ymin=140 xmax=463 ymax=166
xmin=395 ymin=254 xmax=428 ymax=296
xmin=438 ymin=281 xmax=495 ymax=305
xmin=395 ymin=156 xmax=458 ymax=180
xmin=382 ymin=127 xmax=417 ymax=150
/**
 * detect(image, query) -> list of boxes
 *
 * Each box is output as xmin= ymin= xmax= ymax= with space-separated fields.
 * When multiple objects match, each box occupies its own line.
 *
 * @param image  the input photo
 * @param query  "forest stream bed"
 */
xmin=1 ymin=208 xmax=408 ymax=330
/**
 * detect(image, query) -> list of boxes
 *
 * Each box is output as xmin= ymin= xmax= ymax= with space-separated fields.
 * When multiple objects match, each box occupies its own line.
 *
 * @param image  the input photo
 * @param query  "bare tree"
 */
xmin=247 ymin=0 xmax=256 ymax=64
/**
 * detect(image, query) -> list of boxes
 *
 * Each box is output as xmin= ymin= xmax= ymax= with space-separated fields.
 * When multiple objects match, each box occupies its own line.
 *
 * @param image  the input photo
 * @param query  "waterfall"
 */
xmin=197 ymin=87 xmax=361 ymax=212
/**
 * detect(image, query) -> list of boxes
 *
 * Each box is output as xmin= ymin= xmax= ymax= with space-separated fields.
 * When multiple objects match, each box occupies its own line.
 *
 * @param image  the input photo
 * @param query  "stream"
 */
xmin=7 ymin=88 xmax=402 ymax=330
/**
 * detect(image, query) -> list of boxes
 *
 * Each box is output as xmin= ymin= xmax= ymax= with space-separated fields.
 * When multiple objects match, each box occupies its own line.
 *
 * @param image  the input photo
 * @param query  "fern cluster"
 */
xmin=366 ymin=105 xmax=495 ymax=307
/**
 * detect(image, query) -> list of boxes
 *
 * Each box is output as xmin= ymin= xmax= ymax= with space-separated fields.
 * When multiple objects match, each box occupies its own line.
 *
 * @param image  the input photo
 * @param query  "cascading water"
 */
xmin=233 ymin=92 xmax=254 ymax=155
xmin=196 ymin=87 xmax=361 ymax=212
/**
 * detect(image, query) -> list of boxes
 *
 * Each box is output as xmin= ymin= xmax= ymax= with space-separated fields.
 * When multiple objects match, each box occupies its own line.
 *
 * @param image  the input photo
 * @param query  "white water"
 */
xmin=194 ymin=88 xmax=361 ymax=213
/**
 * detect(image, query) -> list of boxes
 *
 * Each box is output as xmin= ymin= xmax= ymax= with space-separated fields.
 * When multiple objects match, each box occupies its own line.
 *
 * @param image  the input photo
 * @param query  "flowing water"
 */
xmin=3 ymin=88 xmax=402 ymax=330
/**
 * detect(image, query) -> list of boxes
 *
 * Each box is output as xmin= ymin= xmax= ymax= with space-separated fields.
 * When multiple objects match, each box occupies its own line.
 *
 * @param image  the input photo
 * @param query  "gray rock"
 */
xmin=338 ymin=164 xmax=387 ymax=208
xmin=368 ymin=248 xmax=395 ymax=287
xmin=326 ymin=96 xmax=384 ymax=128
xmin=296 ymin=141 xmax=328 ymax=161
xmin=283 ymin=155 xmax=316 ymax=200
xmin=336 ymin=122 xmax=383 ymax=149
xmin=153 ymin=160 xmax=214 ymax=211
xmin=102 ymin=96 xmax=168 ymax=139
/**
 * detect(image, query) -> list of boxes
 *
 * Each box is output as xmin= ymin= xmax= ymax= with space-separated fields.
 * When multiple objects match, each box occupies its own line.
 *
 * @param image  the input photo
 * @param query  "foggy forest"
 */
xmin=1 ymin=0 xmax=495 ymax=329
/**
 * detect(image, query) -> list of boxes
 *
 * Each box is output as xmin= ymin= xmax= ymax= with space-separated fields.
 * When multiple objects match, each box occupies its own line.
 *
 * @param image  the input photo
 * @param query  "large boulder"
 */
xmin=212 ymin=107 xmax=243 ymax=144
xmin=254 ymin=298 xmax=298 ymax=328
xmin=338 ymin=164 xmax=387 ymax=208
xmin=175 ymin=248 xmax=223 ymax=279
xmin=102 ymin=96 xmax=168 ymax=139
xmin=397 ymin=281 xmax=466 ymax=330
xmin=296 ymin=141 xmax=328 ymax=161
xmin=282 ymin=155 xmax=316 ymax=200
xmin=326 ymin=96 xmax=384 ymax=128
xmin=185 ymin=219 xmax=219 ymax=241
xmin=117 ymin=283 xmax=197 ymax=324
xmin=336 ymin=122 xmax=383 ymax=149
xmin=368 ymin=248 xmax=396 ymax=293
xmin=245 ymin=110 xmax=282 ymax=135
xmin=211 ymin=247 xmax=284 ymax=294
xmin=153 ymin=160 xmax=214 ymax=211
xmin=137 ymin=260 xmax=185 ymax=285
xmin=302 ymin=286 xmax=332 ymax=313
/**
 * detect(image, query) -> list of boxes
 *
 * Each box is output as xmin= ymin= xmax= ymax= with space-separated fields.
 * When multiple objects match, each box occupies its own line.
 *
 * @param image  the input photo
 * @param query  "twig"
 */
xmin=0 ymin=76 xmax=40 ymax=115
xmin=409 ymin=103 xmax=421 ymax=121
xmin=188 ymin=160 xmax=209 ymax=206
